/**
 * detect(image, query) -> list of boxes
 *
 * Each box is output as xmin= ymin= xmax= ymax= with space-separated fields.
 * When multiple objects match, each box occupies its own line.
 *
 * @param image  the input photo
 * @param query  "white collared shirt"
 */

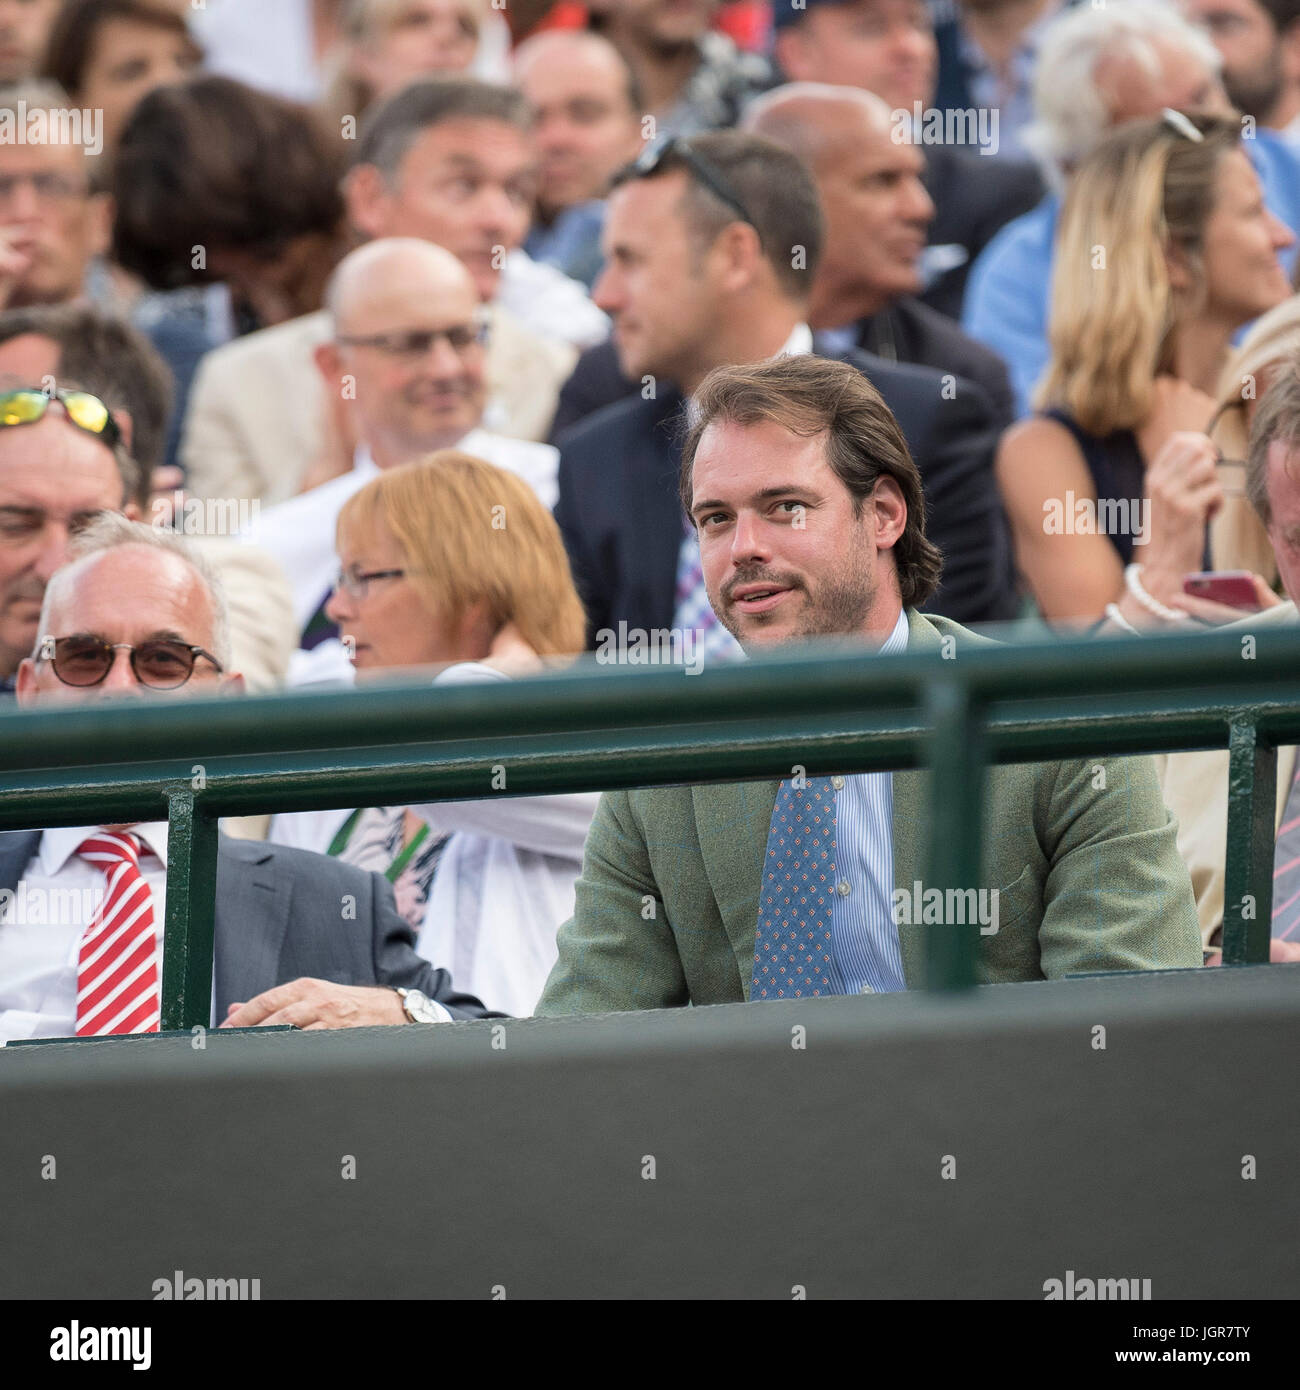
xmin=268 ymin=662 xmax=598 ymax=1017
xmin=0 ymin=823 xmax=170 ymax=1044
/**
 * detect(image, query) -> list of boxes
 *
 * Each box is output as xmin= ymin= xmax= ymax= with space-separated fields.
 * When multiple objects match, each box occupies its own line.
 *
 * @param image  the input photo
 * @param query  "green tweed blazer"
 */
xmin=537 ymin=609 xmax=1203 ymax=1014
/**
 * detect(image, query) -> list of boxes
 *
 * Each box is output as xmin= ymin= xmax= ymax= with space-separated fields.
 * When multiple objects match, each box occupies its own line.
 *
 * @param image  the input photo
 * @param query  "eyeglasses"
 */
xmin=0 ymin=171 xmax=88 ymax=206
xmin=0 ymin=388 xmax=122 ymax=448
xmin=333 ymin=567 xmax=406 ymax=600
xmin=630 ymin=136 xmax=758 ymax=233
xmin=1161 ymin=108 xmax=1206 ymax=143
xmin=335 ymin=319 xmax=490 ymax=359
xmin=38 ymin=635 xmax=223 ymax=690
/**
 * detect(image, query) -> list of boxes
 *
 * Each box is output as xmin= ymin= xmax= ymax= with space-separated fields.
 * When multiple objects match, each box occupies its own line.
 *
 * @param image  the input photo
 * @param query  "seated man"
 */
xmin=537 ymin=355 xmax=1202 ymax=1014
xmin=0 ymin=514 xmax=492 ymax=1042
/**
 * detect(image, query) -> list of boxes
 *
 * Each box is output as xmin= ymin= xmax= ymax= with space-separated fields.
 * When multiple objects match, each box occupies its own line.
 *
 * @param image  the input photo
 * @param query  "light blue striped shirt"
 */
xmin=829 ymin=609 xmax=908 ymax=994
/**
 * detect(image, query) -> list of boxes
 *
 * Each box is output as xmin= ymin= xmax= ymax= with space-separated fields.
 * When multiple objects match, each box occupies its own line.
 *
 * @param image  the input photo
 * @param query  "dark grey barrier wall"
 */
xmin=2 ymin=966 xmax=1296 ymax=1300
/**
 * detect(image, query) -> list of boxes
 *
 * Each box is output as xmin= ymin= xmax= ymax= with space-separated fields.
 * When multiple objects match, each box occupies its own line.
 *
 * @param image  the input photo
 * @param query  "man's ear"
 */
xmin=219 ymin=671 xmax=246 ymax=696
xmin=870 ymin=476 xmax=908 ymax=550
xmin=15 ymin=656 xmax=36 ymax=703
xmin=343 ymin=163 xmax=391 ymax=240
xmin=315 ymin=340 xmax=345 ymax=391
xmin=713 ymin=220 xmax=765 ymax=293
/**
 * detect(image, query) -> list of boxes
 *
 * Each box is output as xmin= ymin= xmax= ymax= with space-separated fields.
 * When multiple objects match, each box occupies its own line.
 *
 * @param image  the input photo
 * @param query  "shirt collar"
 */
xmin=879 ymin=607 xmax=909 ymax=655
xmin=40 ymin=822 xmax=170 ymax=877
xmin=775 ymin=322 xmax=814 ymax=358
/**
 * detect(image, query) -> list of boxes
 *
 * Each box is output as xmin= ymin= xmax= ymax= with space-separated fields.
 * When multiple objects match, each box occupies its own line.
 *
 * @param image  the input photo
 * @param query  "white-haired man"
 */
xmin=962 ymin=0 xmax=1300 ymax=416
xmin=0 ymin=514 xmax=493 ymax=1042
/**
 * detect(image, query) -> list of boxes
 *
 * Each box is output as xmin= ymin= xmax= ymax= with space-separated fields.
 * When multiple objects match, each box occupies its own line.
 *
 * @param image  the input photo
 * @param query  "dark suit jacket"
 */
xmin=0 ymin=830 xmax=495 ymax=1024
xmin=553 ymin=346 xmax=1018 ymax=646
xmin=852 ymin=297 xmax=1016 ymax=432
xmin=920 ymin=144 xmax=1044 ymax=320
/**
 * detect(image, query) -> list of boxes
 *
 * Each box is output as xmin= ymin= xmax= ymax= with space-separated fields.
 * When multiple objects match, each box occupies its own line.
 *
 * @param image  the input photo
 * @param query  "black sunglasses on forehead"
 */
xmin=630 ymin=136 xmax=759 ymax=233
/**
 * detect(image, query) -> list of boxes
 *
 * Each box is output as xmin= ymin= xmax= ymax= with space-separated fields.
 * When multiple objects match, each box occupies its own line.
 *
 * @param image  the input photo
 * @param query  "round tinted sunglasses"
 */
xmin=39 ymin=635 xmax=223 ymax=690
xmin=0 ymin=387 xmax=123 ymax=448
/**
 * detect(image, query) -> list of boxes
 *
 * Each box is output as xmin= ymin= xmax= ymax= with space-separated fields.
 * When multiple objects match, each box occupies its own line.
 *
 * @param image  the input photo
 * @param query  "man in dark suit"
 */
xmin=554 ymin=129 xmax=1017 ymax=648
xmin=768 ymin=0 xmax=1044 ymax=318
xmin=0 ymin=514 xmax=489 ymax=1043
xmin=744 ymin=81 xmax=1016 ymax=429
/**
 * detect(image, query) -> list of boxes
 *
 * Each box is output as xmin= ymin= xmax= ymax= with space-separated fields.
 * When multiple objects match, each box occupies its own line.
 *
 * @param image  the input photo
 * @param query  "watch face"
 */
xmin=405 ymin=989 xmax=434 ymax=1022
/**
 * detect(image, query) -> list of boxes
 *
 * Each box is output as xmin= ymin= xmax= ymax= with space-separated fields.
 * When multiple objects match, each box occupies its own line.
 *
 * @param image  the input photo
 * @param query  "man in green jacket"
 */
xmin=537 ymin=354 xmax=1202 ymax=1014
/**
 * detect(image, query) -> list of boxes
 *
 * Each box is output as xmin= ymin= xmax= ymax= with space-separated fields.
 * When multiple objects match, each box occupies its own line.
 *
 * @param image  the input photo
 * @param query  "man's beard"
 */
xmin=713 ymin=546 xmax=879 ymax=646
xmin=1225 ymin=59 xmax=1285 ymax=123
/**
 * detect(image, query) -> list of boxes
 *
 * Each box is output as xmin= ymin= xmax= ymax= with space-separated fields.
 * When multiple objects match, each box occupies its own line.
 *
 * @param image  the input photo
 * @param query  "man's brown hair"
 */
xmin=680 ymin=355 xmax=942 ymax=608
xmin=613 ymin=130 xmax=824 ymax=301
xmin=1247 ymin=345 xmax=1300 ymax=527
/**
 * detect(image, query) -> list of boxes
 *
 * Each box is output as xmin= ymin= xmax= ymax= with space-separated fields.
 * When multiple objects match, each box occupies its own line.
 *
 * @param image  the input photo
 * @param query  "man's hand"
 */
xmin=220 ymin=978 xmax=409 ymax=1029
xmin=1203 ymin=939 xmax=1300 ymax=966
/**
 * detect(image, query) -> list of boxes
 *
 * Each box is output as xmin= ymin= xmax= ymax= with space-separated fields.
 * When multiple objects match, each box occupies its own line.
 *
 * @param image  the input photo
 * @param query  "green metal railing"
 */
xmin=1 ymin=626 xmax=1297 ymax=1030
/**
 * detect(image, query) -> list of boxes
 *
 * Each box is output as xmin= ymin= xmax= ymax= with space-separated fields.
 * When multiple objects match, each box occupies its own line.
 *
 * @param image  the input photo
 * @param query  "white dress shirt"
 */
xmin=244 ymin=430 xmax=559 ymax=633
xmin=268 ymin=662 xmax=598 ymax=1017
xmin=499 ymin=250 xmax=610 ymax=351
xmin=0 ymin=823 xmax=171 ymax=1044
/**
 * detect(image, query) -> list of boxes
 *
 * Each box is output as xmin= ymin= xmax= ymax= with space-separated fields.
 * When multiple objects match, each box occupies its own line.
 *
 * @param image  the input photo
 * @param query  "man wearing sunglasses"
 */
xmin=0 ymin=514 xmax=493 ymax=1042
xmin=0 ymin=381 xmax=139 ymax=695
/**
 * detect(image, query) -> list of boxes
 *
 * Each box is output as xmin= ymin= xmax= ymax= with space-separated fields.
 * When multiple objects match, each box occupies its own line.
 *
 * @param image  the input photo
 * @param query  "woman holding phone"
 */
xmin=996 ymin=112 xmax=1289 ymax=632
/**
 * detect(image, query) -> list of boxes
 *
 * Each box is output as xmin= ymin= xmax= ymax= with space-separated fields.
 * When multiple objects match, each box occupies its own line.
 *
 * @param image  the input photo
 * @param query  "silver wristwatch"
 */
xmin=395 ymin=987 xmax=440 ymax=1023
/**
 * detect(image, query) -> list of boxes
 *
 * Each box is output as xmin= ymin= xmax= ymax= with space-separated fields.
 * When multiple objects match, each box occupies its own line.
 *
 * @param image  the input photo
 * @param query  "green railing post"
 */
xmin=160 ymin=786 xmax=219 ymax=1032
xmin=1222 ymin=717 xmax=1276 ymax=965
xmin=924 ymin=679 xmax=987 ymax=991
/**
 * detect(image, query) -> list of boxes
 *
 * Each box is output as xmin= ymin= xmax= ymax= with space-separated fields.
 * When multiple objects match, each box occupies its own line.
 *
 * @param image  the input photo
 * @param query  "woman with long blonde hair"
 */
xmin=996 ymin=111 xmax=1292 ymax=629
xmin=269 ymin=451 xmax=594 ymax=1017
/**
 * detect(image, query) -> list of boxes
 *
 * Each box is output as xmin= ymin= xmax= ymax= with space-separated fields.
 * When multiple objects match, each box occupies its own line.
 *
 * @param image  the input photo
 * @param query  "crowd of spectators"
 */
xmin=2 ymin=0 xmax=1300 ymax=1042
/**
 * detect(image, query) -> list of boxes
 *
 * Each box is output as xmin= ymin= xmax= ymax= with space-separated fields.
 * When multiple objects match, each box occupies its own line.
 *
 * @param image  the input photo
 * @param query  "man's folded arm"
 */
xmin=536 ymin=790 xmax=689 ymax=1015
xmin=1036 ymin=754 xmax=1203 ymax=977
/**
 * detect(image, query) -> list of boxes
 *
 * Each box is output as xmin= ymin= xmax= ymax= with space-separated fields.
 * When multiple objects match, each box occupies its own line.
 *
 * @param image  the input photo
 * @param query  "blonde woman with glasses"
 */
xmin=268 ymin=450 xmax=595 ymax=1018
xmin=996 ymin=111 xmax=1291 ymax=632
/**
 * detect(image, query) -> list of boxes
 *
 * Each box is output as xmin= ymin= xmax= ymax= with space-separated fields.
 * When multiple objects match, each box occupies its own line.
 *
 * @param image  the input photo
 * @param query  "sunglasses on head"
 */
xmin=0 ymin=388 xmax=122 ymax=449
xmin=38 ymin=635 xmax=223 ymax=690
xmin=630 ymin=136 xmax=758 ymax=232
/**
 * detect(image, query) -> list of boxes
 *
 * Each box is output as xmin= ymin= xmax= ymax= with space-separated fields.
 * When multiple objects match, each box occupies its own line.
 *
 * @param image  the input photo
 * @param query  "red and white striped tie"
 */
xmin=75 ymin=831 xmax=160 ymax=1037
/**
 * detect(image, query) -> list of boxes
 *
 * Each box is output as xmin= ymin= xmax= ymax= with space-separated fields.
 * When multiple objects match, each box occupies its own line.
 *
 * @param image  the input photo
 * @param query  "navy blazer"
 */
xmin=553 ymin=346 xmax=1018 ymax=647
xmin=0 ymin=830 xmax=497 ymax=1024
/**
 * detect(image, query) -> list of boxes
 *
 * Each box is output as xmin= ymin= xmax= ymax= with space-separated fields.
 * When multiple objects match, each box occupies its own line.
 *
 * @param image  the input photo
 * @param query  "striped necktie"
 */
xmin=751 ymin=777 xmax=844 ymax=999
xmin=75 ymin=831 xmax=160 ymax=1037
xmin=1273 ymin=759 xmax=1300 ymax=942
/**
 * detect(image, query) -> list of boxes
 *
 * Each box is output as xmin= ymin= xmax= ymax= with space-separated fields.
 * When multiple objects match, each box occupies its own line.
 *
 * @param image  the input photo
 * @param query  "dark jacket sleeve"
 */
xmin=913 ymin=374 xmax=1019 ymax=624
xmin=553 ymin=431 xmax=611 ymax=648
xmin=365 ymin=869 xmax=506 ymax=1019
xmin=549 ymin=339 xmax=639 ymax=441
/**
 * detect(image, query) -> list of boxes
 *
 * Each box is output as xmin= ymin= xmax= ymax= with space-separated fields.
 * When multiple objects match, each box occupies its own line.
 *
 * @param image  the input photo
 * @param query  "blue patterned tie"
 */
xmin=751 ymin=777 xmax=843 ymax=999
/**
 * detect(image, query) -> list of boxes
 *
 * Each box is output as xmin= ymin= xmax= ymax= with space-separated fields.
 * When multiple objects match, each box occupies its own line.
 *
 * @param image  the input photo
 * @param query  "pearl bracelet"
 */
xmin=1124 ymin=564 xmax=1188 ymax=623
xmin=1104 ymin=602 xmax=1140 ymax=634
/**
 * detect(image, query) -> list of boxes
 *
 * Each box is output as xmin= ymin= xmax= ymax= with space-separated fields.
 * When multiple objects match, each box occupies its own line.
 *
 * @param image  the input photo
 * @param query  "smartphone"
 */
xmin=1182 ymin=571 xmax=1261 ymax=610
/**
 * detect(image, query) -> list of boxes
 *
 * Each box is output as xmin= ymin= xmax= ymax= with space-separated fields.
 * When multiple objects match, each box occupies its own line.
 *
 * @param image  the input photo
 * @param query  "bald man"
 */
xmin=516 ymin=30 xmax=645 ymax=288
xmin=244 ymin=238 xmax=559 ymax=672
xmin=742 ymin=84 xmax=1011 ymax=429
